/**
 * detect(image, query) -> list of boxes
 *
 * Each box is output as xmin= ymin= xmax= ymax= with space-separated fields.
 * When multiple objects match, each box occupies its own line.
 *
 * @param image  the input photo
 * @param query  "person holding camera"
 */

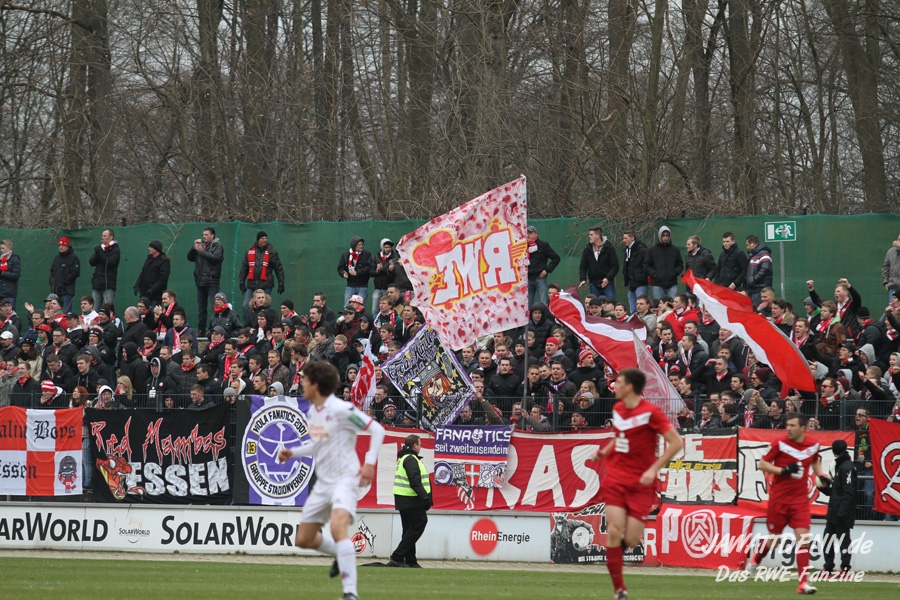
xmin=371 ymin=238 xmax=399 ymax=314
xmin=389 ymin=434 xmax=432 ymax=568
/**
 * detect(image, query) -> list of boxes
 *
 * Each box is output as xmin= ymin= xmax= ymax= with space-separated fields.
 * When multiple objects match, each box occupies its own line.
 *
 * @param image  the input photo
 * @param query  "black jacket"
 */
xmin=187 ymin=237 xmax=224 ymax=286
xmin=715 ymin=245 xmax=748 ymax=288
xmin=134 ymin=253 xmax=171 ymax=302
xmin=528 ymin=239 xmax=561 ymax=280
xmin=579 ymin=238 xmax=619 ymax=285
xmin=745 ymin=244 xmax=773 ymax=293
xmin=685 ymin=246 xmax=716 ymax=280
xmin=526 ymin=303 xmax=554 ymax=349
xmin=393 ymin=447 xmax=432 ymax=511
xmin=645 ymin=227 xmax=683 ymax=288
xmin=0 ymin=251 xmax=22 ymax=299
xmin=372 ymin=247 xmax=400 ymax=290
xmin=120 ymin=342 xmax=148 ymax=396
xmin=239 ymin=242 xmax=286 ymax=293
xmin=120 ymin=320 xmax=149 ymax=353
xmin=820 ymin=452 xmax=856 ymax=528
xmin=50 ymin=248 xmax=81 ymax=297
xmin=10 ymin=376 xmax=40 ymax=407
xmin=622 ymin=239 xmax=649 ymax=289
xmin=89 ymin=242 xmax=121 ymax=291
xmin=337 ymin=236 xmax=375 ymax=287
xmin=209 ymin=306 xmax=243 ymax=338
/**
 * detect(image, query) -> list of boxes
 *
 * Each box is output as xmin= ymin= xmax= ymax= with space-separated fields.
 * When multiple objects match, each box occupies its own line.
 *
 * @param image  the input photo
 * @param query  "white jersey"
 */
xmin=304 ymin=394 xmax=378 ymax=485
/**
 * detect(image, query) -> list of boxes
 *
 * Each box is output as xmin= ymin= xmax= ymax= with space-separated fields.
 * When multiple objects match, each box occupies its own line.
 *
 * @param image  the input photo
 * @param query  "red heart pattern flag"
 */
xmin=396 ymin=177 xmax=529 ymax=350
xmin=0 ymin=406 xmax=83 ymax=496
xmin=350 ymin=338 xmax=378 ymax=410
xmin=683 ymin=270 xmax=816 ymax=395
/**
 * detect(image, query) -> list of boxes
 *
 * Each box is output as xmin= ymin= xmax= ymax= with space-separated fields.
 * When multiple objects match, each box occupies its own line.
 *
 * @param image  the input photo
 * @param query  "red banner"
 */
xmin=660 ymin=431 xmax=738 ymax=505
xmin=736 ymin=428 xmax=854 ymax=516
xmin=654 ymin=504 xmax=765 ymax=568
xmin=869 ymin=418 xmax=900 ymax=516
xmin=357 ymin=428 xmax=614 ymax=512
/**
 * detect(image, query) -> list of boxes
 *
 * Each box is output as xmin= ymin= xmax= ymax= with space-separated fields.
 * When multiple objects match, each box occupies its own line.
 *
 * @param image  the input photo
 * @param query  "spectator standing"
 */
xmin=371 ymin=238 xmax=400 ymax=313
xmin=526 ymin=225 xmax=561 ymax=306
xmin=744 ymin=235 xmax=773 ymax=305
xmin=621 ymin=230 xmax=648 ymax=313
xmin=49 ymin=236 xmax=81 ymax=313
xmin=88 ymin=228 xmax=120 ymax=309
xmin=209 ymin=292 xmax=243 ymax=338
xmin=578 ymin=225 xmax=619 ymax=300
xmin=645 ymin=226 xmax=683 ymax=299
xmin=819 ymin=439 xmax=856 ymax=573
xmin=882 ymin=233 xmax=900 ymax=305
xmin=337 ymin=236 xmax=374 ymax=306
xmin=0 ymin=239 xmax=22 ymax=310
xmin=714 ymin=232 xmax=748 ymax=289
xmin=134 ymin=240 xmax=170 ymax=307
xmin=389 ymin=434 xmax=432 ymax=568
xmin=684 ymin=236 xmax=716 ymax=280
xmin=187 ymin=226 xmax=224 ymax=336
xmin=239 ymin=231 xmax=286 ymax=324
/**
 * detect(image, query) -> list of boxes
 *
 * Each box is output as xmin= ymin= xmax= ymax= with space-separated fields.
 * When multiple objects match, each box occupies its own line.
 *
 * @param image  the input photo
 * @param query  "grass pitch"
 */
xmin=2 ymin=557 xmax=898 ymax=599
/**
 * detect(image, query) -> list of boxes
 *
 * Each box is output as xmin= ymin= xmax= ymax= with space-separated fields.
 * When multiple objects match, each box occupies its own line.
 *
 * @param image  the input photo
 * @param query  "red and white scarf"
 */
xmin=247 ymin=247 xmax=270 ymax=280
xmin=0 ymin=250 xmax=11 ymax=272
xmin=348 ymin=249 xmax=360 ymax=268
xmin=156 ymin=303 xmax=175 ymax=336
xmin=101 ymin=239 xmax=117 ymax=251
xmin=140 ymin=342 xmax=157 ymax=359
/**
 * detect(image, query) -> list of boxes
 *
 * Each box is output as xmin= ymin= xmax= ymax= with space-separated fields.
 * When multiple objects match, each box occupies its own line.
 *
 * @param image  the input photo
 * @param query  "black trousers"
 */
xmin=822 ymin=521 xmax=852 ymax=571
xmin=391 ymin=506 xmax=428 ymax=564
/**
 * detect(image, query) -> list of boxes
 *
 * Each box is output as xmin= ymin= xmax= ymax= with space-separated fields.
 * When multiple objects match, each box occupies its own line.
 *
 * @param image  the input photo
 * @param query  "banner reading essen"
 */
xmin=0 ymin=406 xmax=83 ymax=496
xmin=396 ymin=177 xmax=529 ymax=350
xmin=87 ymin=404 xmax=231 ymax=504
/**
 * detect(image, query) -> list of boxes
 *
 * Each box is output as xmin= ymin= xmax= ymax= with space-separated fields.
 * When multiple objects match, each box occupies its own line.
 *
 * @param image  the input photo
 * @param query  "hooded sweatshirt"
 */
xmin=373 ymin=237 xmax=400 ymax=290
xmin=645 ymin=226 xmax=684 ymax=288
xmin=338 ymin=236 xmax=374 ymax=287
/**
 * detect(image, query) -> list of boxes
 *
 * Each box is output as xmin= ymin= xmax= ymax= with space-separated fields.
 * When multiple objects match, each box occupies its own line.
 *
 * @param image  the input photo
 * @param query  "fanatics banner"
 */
xmin=380 ymin=326 xmax=475 ymax=430
xmin=87 ymin=404 xmax=231 ymax=504
xmin=396 ymin=177 xmax=529 ymax=350
xmin=433 ymin=425 xmax=513 ymax=506
xmin=868 ymin=418 xmax=900 ymax=515
xmin=0 ymin=406 xmax=83 ymax=496
xmin=234 ymin=395 xmax=314 ymax=506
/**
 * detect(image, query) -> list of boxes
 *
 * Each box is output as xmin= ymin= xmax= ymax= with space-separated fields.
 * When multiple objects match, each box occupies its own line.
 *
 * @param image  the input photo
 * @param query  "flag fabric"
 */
xmin=869 ymin=418 xmax=900 ymax=516
xmin=396 ymin=177 xmax=529 ymax=350
xmin=633 ymin=332 xmax=687 ymax=425
xmin=549 ymin=289 xmax=647 ymax=370
xmin=683 ymin=271 xmax=816 ymax=395
xmin=351 ymin=338 xmax=377 ymax=411
xmin=0 ymin=406 xmax=83 ymax=496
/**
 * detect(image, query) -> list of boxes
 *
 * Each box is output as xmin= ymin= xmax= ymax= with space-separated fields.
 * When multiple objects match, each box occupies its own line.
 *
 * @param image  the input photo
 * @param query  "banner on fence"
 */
xmin=660 ymin=430 xmax=739 ymax=505
xmin=233 ymin=395 xmax=314 ymax=506
xmin=0 ymin=406 xmax=83 ymax=496
xmin=433 ymin=425 xmax=513 ymax=510
xmin=868 ymin=418 xmax=900 ymax=516
xmin=549 ymin=504 xmax=648 ymax=565
xmin=655 ymin=504 xmax=765 ymax=568
xmin=87 ymin=404 xmax=231 ymax=504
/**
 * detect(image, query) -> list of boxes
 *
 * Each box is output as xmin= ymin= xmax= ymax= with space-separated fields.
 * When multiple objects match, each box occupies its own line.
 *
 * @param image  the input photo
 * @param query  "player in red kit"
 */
xmin=745 ymin=412 xmax=828 ymax=594
xmin=591 ymin=368 xmax=683 ymax=600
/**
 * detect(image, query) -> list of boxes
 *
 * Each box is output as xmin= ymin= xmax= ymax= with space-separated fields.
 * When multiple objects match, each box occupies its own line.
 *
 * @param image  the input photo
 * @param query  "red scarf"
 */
xmin=101 ymin=240 xmax=117 ymax=251
xmin=171 ymin=326 xmax=184 ymax=350
xmin=820 ymin=396 xmax=833 ymax=407
xmin=156 ymin=303 xmax=175 ymax=335
xmin=743 ymin=407 xmax=756 ymax=427
xmin=213 ymin=302 xmax=231 ymax=315
xmin=773 ymin=315 xmax=783 ymax=325
xmin=17 ymin=375 xmax=30 ymax=385
xmin=793 ymin=334 xmax=808 ymax=348
xmin=0 ymin=251 xmax=10 ymax=272
xmin=224 ymin=354 xmax=237 ymax=379
xmin=140 ymin=343 xmax=157 ymax=358
xmin=181 ymin=362 xmax=194 ymax=373
xmin=247 ymin=247 xmax=270 ymax=280
xmin=701 ymin=315 xmax=716 ymax=326
xmin=836 ymin=299 xmax=851 ymax=320
xmin=348 ymin=249 xmax=360 ymax=267
xmin=888 ymin=328 xmax=898 ymax=341
xmin=527 ymin=239 xmax=537 ymax=252
xmin=207 ymin=339 xmax=223 ymax=351
xmin=816 ymin=318 xmax=831 ymax=336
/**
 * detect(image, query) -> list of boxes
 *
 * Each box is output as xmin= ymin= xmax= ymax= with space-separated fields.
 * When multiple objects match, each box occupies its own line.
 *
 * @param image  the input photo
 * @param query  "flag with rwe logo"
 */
xmin=869 ymin=418 xmax=900 ymax=516
xmin=396 ymin=177 xmax=529 ymax=350
xmin=0 ymin=406 xmax=83 ymax=496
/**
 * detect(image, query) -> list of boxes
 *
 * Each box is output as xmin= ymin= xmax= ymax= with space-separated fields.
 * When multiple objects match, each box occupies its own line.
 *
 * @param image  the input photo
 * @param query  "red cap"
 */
xmin=545 ymin=337 xmax=559 ymax=347
xmin=578 ymin=348 xmax=593 ymax=364
xmin=41 ymin=380 xmax=56 ymax=393
xmin=58 ymin=237 xmax=71 ymax=247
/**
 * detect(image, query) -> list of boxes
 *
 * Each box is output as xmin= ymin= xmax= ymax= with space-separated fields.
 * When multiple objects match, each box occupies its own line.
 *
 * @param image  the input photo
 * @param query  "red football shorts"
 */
xmin=602 ymin=478 xmax=657 ymax=521
xmin=766 ymin=501 xmax=811 ymax=534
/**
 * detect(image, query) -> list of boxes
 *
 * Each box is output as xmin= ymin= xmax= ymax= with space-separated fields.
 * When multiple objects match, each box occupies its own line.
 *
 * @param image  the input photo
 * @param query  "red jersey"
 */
xmin=761 ymin=435 xmax=820 ymax=505
xmin=605 ymin=399 xmax=673 ymax=484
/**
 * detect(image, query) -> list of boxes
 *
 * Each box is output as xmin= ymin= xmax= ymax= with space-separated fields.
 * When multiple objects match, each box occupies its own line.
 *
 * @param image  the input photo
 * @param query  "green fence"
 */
xmin=3 ymin=215 xmax=896 ymax=328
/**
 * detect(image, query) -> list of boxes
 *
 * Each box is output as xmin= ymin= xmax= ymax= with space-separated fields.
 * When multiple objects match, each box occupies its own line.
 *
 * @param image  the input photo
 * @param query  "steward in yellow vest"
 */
xmin=389 ymin=434 xmax=432 ymax=568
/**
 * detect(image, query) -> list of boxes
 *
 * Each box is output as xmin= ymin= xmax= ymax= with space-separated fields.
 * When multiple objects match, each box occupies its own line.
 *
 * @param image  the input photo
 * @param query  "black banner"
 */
xmin=86 ymin=404 xmax=232 ymax=504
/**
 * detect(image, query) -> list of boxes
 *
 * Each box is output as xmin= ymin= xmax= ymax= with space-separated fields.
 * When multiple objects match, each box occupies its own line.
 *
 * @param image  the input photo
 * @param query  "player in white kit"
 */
xmin=278 ymin=361 xmax=386 ymax=600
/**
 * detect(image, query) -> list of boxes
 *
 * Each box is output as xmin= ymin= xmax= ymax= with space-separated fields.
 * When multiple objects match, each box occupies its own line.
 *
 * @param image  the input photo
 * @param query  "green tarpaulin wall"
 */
xmin=4 ymin=215 xmax=896 ymax=327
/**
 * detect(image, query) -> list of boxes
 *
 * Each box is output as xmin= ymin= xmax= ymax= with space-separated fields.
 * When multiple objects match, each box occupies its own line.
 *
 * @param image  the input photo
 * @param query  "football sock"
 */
xmin=336 ymin=539 xmax=357 ymax=594
xmin=751 ymin=540 xmax=768 ymax=564
xmin=317 ymin=531 xmax=338 ymax=556
xmin=606 ymin=544 xmax=626 ymax=591
xmin=797 ymin=547 xmax=810 ymax=584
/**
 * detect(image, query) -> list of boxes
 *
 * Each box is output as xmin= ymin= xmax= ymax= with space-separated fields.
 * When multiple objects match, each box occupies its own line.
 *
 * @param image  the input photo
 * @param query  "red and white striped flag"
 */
xmin=0 ymin=406 xmax=83 ymax=496
xmin=683 ymin=270 xmax=816 ymax=395
xmin=350 ymin=339 xmax=377 ymax=410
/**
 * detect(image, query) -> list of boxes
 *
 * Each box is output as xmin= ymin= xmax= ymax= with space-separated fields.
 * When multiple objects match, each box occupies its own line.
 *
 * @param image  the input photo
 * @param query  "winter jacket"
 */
xmin=622 ymin=239 xmax=648 ymax=290
xmin=0 ymin=251 xmax=22 ymax=299
xmin=745 ymin=244 xmax=773 ymax=294
xmin=337 ymin=236 xmax=375 ymax=287
xmin=372 ymin=242 xmax=400 ymax=290
xmin=239 ymin=243 xmax=286 ymax=293
xmin=526 ymin=303 xmax=555 ymax=349
xmin=120 ymin=320 xmax=149 ymax=353
xmin=49 ymin=248 xmax=81 ymax=297
xmin=715 ymin=245 xmax=748 ymax=288
xmin=820 ymin=452 xmax=856 ymax=528
xmin=89 ymin=242 xmax=121 ymax=291
xmin=528 ymin=239 xmax=561 ymax=280
xmin=134 ymin=253 xmax=171 ymax=302
xmin=120 ymin=343 xmax=148 ymax=396
xmin=187 ymin=237 xmax=224 ymax=286
xmin=684 ymin=246 xmax=716 ymax=280
xmin=645 ymin=226 xmax=684 ymax=288
xmin=883 ymin=245 xmax=900 ymax=291
xmin=209 ymin=305 xmax=243 ymax=338
xmin=579 ymin=237 xmax=619 ymax=286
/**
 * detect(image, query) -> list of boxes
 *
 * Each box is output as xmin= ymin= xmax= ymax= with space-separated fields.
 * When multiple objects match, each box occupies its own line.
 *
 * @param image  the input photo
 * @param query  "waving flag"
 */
xmin=351 ymin=338 xmax=377 ymax=410
xmin=549 ymin=288 xmax=647 ymax=370
xmin=396 ymin=177 xmax=529 ymax=350
xmin=633 ymin=331 xmax=687 ymax=424
xmin=683 ymin=270 xmax=816 ymax=395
